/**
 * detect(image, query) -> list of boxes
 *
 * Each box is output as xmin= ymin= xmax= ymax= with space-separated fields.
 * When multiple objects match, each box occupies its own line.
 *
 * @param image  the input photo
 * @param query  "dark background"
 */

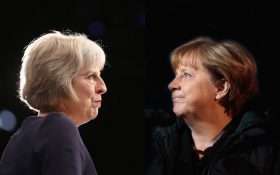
xmin=2 ymin=1 xmax=280 ymax=175
xmin=146 ymin=3 xmax=280 ymax=122
xmin=0 ymin=1 xmax=145 ymax=175
xmin=145 ymin=4 xmax=280 ymax=170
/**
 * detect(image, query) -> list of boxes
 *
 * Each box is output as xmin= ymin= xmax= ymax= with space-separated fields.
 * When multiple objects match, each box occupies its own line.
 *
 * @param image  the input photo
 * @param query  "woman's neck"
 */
xmin=186 ymin=111 xmax=232 ymax=152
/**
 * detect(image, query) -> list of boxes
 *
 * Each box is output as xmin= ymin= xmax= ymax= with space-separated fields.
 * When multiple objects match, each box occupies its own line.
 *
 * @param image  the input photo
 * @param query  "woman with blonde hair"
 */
xmin=0 ymin=30 xmax=107 ymax=175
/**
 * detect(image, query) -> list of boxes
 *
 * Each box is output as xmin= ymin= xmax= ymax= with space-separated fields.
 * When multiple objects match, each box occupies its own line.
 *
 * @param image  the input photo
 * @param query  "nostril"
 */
xmin=97 ymin=86 xmax=107 ymax=94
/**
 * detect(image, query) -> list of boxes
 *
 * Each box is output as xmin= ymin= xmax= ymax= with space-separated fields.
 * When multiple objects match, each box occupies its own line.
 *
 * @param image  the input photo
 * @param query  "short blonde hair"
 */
xmin=170 ymin=37 xmax=258 ymax=116
xmin=19 ymin=30 xmax=106 ymax=112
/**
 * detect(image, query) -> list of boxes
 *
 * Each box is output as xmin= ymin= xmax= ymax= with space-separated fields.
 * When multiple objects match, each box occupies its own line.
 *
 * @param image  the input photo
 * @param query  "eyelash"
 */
xmin=183 ymin=72 xmax=192 ymax=77
xmin=87 ymin=74 xmax=97 ymax=80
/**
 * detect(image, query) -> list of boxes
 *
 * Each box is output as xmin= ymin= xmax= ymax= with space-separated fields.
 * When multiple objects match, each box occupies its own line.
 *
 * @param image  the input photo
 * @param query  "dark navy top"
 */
xmin=0 ymin=112 xmax=98 ymax=175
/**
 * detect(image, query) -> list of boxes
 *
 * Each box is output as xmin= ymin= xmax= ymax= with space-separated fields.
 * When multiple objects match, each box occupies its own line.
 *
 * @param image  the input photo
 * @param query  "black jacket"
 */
xmin=146 ymin=110 xmax=280 ymax=175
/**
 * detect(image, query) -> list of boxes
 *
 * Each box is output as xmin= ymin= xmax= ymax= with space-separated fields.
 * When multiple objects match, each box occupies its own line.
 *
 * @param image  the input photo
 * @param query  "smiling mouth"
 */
xmin=172 ymin=97 xmax=184 ymax=102
xmin=172 ymin=96 xmax=183 ymax=99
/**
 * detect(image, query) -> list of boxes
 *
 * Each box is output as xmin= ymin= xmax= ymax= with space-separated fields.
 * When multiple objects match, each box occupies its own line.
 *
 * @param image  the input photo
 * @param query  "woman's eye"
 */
xmin=87 ymin=74 xmax=96 ymax=80
xmin=183 ymin=72 xmax=192 ymax=78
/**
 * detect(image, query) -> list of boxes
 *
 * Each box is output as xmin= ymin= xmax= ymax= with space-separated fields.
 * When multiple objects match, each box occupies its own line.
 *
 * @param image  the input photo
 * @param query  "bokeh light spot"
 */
xmin=0 ymin=109 xmax=17 ymax=132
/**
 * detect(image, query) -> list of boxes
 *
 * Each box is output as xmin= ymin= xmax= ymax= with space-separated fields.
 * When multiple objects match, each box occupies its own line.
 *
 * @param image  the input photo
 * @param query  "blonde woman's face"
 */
xmin=63 ymin=65 xmax=107 ymax=126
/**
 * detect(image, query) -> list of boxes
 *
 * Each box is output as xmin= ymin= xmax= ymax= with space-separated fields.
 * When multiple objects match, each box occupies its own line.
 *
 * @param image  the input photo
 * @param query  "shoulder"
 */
xmin=145 ymin=110 xmax=187 ymax=175
xmin=145 ymin=109 xmax=187 ymax=152
xmin=229 ymin=111 xmax=278 ymax=152
xmin=235 ymin=111 xmax=273 ymax=137
xmin=41 ymin=112 xmax=77 ymax=131
xmin=214 ymin=143 xmax=280 ymax=175
xmin=215 ymin=111 xmax=280 ymax=173
xmin=146 ymin=110 xmax=185 ymax=142
xmin=36 ymin=113 xmax=81 ymax=146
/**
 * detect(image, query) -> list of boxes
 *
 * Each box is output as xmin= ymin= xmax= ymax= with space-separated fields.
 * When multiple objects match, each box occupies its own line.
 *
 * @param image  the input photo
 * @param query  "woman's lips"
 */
xmin=172 ymin=96 xmax=184 ymax=102
xmin=93 ymin=100 xmax=102 ymax=107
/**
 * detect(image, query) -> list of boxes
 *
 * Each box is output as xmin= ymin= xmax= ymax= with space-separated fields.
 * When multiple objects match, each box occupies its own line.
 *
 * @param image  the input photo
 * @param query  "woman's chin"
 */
xmin=89 ymin=109 xmax=98 ymax=120
xmin=173 ymin=107 xmax=183 ymax=117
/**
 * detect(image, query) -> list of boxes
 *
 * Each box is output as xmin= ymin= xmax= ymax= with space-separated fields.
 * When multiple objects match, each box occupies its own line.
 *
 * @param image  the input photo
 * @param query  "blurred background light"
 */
xmin=138 ymin=13 xmax=145 ymax=27
xmin=0 ymin=109 xmax=17 ymax=132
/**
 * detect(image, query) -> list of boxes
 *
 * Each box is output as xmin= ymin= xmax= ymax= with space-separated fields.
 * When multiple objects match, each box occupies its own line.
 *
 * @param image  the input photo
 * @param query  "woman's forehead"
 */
xmin=80 ymin=64 xmax=101 ymax=73
xmin=178 ymin=54 xmax=201 ymax=69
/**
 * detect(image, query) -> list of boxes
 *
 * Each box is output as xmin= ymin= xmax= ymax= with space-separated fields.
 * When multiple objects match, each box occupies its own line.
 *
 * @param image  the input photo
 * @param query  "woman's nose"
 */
xmin=168 ymin=78 xmax=180 ymax=91
xmin=96 ymin=78 xmax=107 ymax=94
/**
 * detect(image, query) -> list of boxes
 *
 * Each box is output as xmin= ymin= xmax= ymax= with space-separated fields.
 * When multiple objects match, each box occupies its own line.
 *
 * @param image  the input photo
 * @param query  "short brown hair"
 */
xmin=170 ymin=37 xmax=258 ymax=116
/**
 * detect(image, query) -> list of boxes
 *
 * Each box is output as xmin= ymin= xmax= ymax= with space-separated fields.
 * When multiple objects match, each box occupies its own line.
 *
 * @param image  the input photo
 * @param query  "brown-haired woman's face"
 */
xmin=63 ymin=65 xmax=107 ymax=126
xmin=168 ymin=59 xmax=218 ymax=118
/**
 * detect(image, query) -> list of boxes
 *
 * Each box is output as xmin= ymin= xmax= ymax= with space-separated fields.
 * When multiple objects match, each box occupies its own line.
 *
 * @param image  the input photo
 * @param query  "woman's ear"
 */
xmin=215 ymin=79 xmax=230 ymax=100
